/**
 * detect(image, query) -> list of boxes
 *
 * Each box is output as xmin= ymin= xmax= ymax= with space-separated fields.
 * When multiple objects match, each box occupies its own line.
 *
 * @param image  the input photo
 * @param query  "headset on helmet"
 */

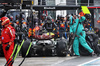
xmin=85 ymin=14 xmax=91 ymax=19
xmin=57 ymin=15 xmax=60 ymax=20
xmin=47 ymin=16 xmax=52 ymax=21
xmin=16 ymin=14 xmax=20 ymax=20
xmin=46 ymin=16 xmax=52 ymax=23
xmin=41 ymin=14 xmax=46 ymax=20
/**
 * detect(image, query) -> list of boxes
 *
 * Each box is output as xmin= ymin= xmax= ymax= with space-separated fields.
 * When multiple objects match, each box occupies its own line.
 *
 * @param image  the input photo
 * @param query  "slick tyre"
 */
xmin=79 ymin=41 xmax=92 ymax=56
xmin=93 ymin=39 xmax=100 ymax=54
xmin=21 ymin=39 xmax=32 ymax=57
xmin=56 ymin=40 xmax=67 ymax=57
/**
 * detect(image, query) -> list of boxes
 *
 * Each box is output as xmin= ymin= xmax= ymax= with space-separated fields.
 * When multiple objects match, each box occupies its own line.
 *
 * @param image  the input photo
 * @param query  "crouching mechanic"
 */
xmin=70 ymin=15 xmax=95 ymax=56
xmin=0 ymin=17 xmax=15 ymax=66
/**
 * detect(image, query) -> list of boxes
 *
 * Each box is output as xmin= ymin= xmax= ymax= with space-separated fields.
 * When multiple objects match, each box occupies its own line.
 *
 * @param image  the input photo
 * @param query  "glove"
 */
xmin=5 ymin=45 xmax=10 ymax=51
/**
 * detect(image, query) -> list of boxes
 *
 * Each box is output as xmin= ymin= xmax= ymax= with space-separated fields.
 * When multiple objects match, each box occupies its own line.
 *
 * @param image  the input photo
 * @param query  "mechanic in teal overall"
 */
xmin=70 ymin=14 xmax=94 ymax=56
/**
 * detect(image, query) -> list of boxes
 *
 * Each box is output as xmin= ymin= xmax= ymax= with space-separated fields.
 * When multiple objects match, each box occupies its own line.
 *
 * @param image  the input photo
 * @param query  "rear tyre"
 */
xmin=93 ymin=39 xmax=100 ymax=54
xmin=79 ymin=41 xmax=92 ymax=56
xmin=56 ymin=40 xmax=67 ymax=57
xmin=21 ymin=39 xmax=32 ymax=57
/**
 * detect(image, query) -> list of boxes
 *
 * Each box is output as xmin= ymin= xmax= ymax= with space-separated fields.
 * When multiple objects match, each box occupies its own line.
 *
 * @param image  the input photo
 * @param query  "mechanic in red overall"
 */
xmin=0 ymin=17 xmax=15 ymax=66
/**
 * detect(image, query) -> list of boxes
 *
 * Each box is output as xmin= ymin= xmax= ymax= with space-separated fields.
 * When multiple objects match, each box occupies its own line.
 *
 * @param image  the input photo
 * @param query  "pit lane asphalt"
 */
xmin=0 ymin=56 xmax=99 ymax=66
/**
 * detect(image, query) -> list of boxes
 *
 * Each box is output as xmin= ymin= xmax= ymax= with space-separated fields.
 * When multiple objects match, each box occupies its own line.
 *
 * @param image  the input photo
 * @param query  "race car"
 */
xmin=21 ymin=32 xmax=68 ymax=57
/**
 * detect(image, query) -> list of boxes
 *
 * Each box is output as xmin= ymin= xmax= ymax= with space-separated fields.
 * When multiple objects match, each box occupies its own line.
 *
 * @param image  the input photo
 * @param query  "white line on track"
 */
xmin=78 ymin=57 xmax=100 ymax=66
xmin=51 ymin=57 xmax=76 ymax=66
xmin=50 ymin=60 xmax=65 ymax=66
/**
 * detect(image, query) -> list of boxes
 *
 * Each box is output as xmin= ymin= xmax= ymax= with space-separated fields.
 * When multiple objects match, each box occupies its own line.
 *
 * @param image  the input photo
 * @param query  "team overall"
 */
xmin=70 ymin=16 xmax=93 ymax=56
xmin=0 ymin=17 xmax=15 ymax=66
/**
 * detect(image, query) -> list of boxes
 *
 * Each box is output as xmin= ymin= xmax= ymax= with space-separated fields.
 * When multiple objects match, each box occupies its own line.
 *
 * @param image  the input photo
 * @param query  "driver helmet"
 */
xmin=46 ymin=16 xmax=52 ymax=23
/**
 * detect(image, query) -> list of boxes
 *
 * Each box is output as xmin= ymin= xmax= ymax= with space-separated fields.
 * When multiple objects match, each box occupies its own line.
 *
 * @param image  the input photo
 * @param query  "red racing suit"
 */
xmin=1 ymin=25 xmax=15 ymax=66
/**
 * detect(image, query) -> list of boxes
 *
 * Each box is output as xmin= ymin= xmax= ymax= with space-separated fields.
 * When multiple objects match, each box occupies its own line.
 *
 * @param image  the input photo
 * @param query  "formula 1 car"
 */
xmin=21 ymin=32 xmax=68 ymax=57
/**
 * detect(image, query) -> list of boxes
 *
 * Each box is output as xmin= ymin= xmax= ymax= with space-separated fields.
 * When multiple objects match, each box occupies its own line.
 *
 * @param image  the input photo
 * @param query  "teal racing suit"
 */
xmin=70 ymin=16 xmax=93 ymax=56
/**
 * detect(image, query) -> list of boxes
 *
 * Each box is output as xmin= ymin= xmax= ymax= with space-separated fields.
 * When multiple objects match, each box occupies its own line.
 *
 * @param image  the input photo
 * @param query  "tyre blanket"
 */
xmin=33 ymin=33 xmax=55 ymax=40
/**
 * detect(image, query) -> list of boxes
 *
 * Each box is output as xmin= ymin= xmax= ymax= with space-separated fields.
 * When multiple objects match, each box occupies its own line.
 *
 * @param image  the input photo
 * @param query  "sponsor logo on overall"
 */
xmin=5 ymin=31 xmax=7 ymax=33
xmin=2 ymin=37 xmax=4 ymax=40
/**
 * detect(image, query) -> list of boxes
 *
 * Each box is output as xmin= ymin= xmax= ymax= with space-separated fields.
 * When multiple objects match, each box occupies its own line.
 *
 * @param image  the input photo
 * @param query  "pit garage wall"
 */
xmin=46 ymin=0 xmax=56 ymax=20
xmin=55 ymin=0 xmax=78 ymax=18
xmin=94 ymin=0 xmax=100 ymax=29
xmin=94 ymin=9 xmax=100 ymax=29
xmin=55 ymin=0 xmax=67 ymax=19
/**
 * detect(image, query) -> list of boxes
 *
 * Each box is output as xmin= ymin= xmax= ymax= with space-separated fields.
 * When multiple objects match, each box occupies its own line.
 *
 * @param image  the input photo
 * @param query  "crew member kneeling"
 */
xmin=0 ymin=17 xmax=15 ymax=66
